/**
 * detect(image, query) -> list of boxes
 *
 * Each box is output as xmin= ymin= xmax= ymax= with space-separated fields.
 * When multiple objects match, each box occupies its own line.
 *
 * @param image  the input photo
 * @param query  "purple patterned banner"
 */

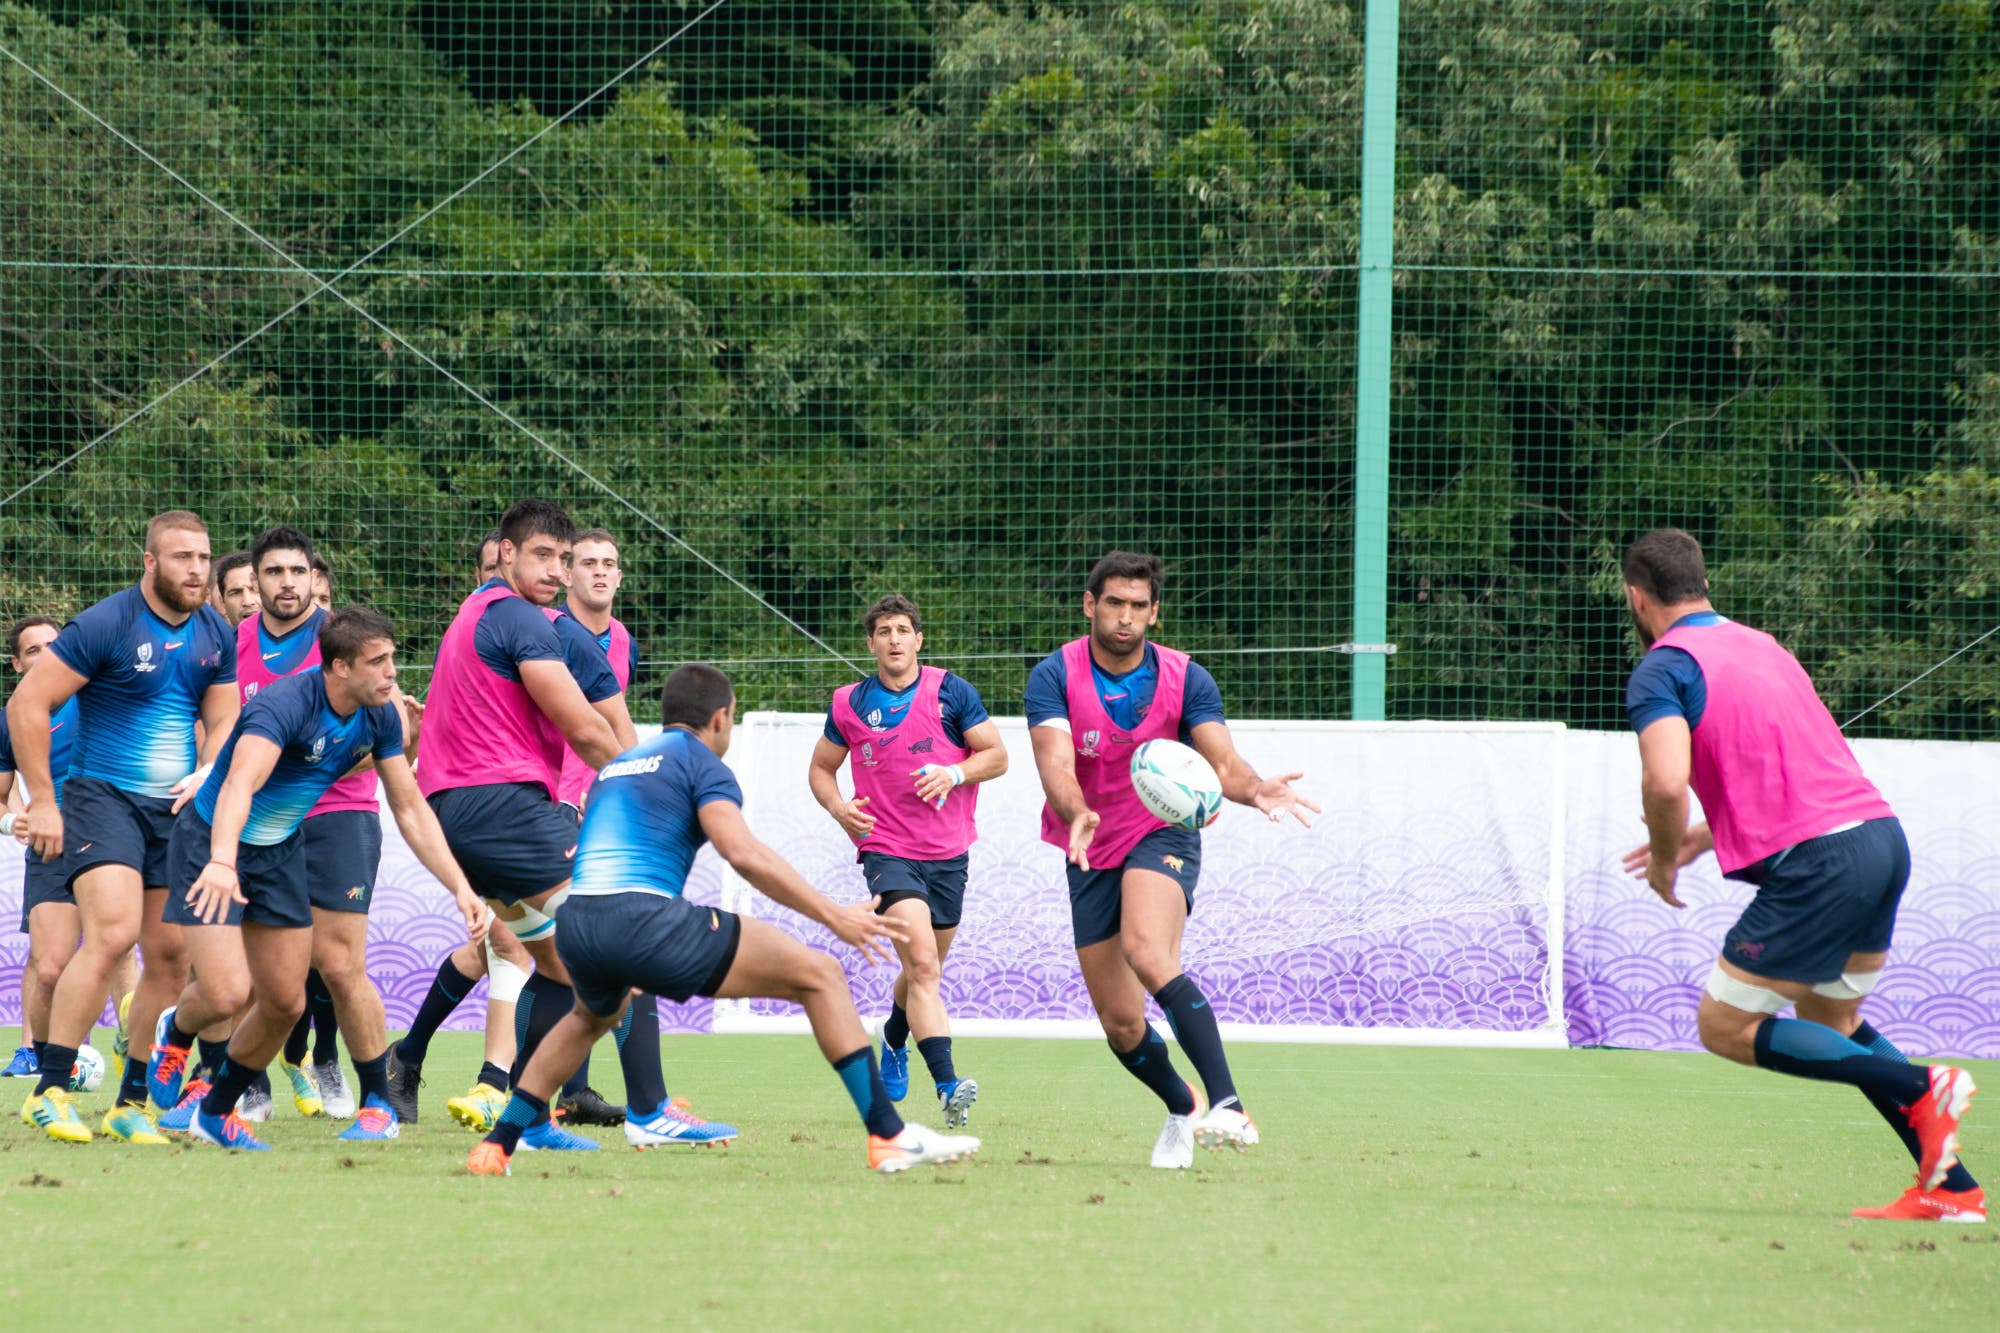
xmin=5 ymin=723 xmax=1996 ymax=1059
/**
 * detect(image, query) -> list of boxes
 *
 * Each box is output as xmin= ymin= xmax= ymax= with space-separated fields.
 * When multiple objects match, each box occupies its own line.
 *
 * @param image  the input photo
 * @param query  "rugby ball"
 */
xmin=69 ymin=1043 xmax=105 ymax=1094
xmin=1130 ymin=739 xmax=1224 ymax=830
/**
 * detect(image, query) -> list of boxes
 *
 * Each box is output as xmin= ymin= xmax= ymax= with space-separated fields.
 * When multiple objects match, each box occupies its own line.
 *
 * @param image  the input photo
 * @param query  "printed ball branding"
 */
xmin=1130 ymin=739 xmax=1224 ymax=829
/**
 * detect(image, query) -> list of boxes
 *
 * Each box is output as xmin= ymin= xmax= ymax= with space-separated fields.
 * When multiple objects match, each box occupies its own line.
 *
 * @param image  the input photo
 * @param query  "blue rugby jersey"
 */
xmin=192 ymin=670 xmax=403 ymax=845
xmin=0 ymin=694 xmax=80 ymax=803
xmin=50 ymin=586 xmax=235 ymax=797
xmin=568 ymin=728 xmax=742 ymax=899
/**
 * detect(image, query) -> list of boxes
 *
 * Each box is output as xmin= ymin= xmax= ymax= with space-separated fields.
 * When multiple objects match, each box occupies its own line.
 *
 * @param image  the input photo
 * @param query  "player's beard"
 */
xmin=1091 ymin=623 xmax=1148 ymax=662
xmin=152 ymin=565 xmax=208 ymax=616
xmin=1628 ymin=602 xmax=1657 ymax=648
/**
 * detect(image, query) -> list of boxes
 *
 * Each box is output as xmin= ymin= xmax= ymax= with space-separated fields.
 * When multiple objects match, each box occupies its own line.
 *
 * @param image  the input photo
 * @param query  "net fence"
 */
xmin=3 ymin=0 xmax=1995 ymax=735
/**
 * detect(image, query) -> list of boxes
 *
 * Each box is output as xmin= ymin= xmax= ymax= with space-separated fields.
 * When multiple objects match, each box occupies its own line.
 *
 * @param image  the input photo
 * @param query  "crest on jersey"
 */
xmin=860 ymin=741 xmax=878 ymax=768
xmin=135 ymin=642 xmax=156 ymax=673
xmin=866 ymin=707 xmax=884 ymax=728
xmin=243 ymin=682 xmax=260 ymax=699
xmin=1079 ymin=729 xmax=1102 ymax=758
xmin=305 ymin=735 xmax=327 ymax=764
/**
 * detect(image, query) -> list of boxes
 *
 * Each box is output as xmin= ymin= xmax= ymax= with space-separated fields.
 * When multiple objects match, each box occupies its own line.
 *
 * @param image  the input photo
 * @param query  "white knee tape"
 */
xmin=502 ymin=900 xmax=556 ymax=942
xmin=1810 ymin=970 xmax=1881 ymax=1001
xmin=487 ymin=946 xmax=529 ymax=1004
xmin=1704 ymin=964 xmax=1792 ymax=1014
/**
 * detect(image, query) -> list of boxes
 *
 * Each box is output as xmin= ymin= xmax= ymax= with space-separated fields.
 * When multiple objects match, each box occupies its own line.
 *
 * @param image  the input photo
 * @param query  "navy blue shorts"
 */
xmin=556 ymin=892 xmax=742 ymax=1013
xmin=60 ymin=776 xmax=177 ymax=889
xmin=18 ymin=847 xmax=75 ymax=933
xmin=428 ymin=783 xmax=579 ymax=906
xmin=162 ymin=811 xmax=313 ymax=930
xmin=1065 ymin=826 xmax=1202 ymax=950
xmin=1723 ymin=817 xmax=1910 ymax=983
xmin=301 ymin=809 xmax=383 ymax=914
xmin=862 ymin=851 xmax=968 ymax=930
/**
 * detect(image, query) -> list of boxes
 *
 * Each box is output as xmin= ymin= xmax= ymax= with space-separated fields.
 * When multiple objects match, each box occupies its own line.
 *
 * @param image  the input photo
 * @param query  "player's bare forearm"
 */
xmin=1030 ymin=727 xmax=1087 ymax=823
xmin=807 ymin=741 xmax=849 ymax=814
xmin=595 ymin=693 xmax=639 ymax=753
xmin=732 ymin=842 xmax=837 ymax=927
xmin=5 ymin=690 xmax=57 ymax=805
xmin=197 ymin=686 xmax=239 ymax=767
xmin=959 ymin=722 xmax=1008 ymax=784
xmin=207 ymin=780 xmax=257 ymax=863
xmin=1642 ymin=786 xmax=1690 ymax=866
xmin=391 ymin=793 xmax=475 ymax=901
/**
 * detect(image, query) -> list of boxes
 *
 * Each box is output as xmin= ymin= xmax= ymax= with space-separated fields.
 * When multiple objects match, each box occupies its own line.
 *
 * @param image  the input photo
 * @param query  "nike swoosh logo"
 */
xmin=79 ymin=842 xmax=93 ymax=853
xmin=164 ymin=641 xmax=184 ymax=650
xmin=564 ymin=846 xmax=577 ymax=859
xmin=50 ymin=721 xmax=66 ymax=733
xmin=1104 ymin=692 xmax=1128 ymax=701
xmin=262 ymin=651 xmax=283 ymax=661
xmin=1190 ymin=999 xmax=1207 ymax=1010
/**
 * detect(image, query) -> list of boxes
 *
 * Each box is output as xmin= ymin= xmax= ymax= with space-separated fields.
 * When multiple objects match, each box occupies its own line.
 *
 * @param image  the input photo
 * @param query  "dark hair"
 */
xmin=864 ymin=594 xmax=922 ymax=636
xmin=144 ymin=510 xmax=207 ymax=553
xmin=319 ymin=606 xmax=396 ymax=666
xmin=1623 ymin=528 xmax=1709 ymax=604
xmin=1086 ymin=550 xmax=1164 ymax=603
xmin=213 ymin=550 xmax=253 ymax=589
xmin=310 ymin=552 xmax=332 ymax=578
xmin=499 ymin=499 xmax=575 ymax=551
xmin=250 ymin=525 xmax=315 ymax=571
xmin=573 ymin=528 xmax=618 ymax=550
xmin=660 ymin=664 xmax=734 ymax=730
xmin=7 ymin=616 xmax=60 ymax=662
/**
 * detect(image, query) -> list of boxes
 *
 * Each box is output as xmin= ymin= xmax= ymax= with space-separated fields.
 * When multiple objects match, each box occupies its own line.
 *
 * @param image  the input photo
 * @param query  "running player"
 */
xmin=210 ymin=551 xmax=260 ymax=628
xmin=467 ymin=665 xmax=979 ymax=1175
xmin=155 ymin=607 xmax=485 ymax=1149
xmin=810 ymin=594 xmax=1006 ymax=1126
xmin=385 ymin=499 xmax=623 ymax=1141
xmin=1617 ymin=527 xmax=1980 ymax=1221
xmin=12 ymin=511 xmax=239 ymax=1144
xmin=2 ymin=618 xmax=137 ymax=1081
xmin=1026 ymin=551 xmax=1317 ymax=1169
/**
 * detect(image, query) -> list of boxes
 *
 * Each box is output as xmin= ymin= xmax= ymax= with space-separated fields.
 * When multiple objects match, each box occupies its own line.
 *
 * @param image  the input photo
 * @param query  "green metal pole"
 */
xmin=1350 ymin=0 xmax=1398 ymax=720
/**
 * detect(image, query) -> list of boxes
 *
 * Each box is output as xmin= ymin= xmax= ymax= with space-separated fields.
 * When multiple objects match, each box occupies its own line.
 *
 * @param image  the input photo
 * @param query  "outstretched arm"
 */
xmin=378 ymin=754 xmax=487 ymax=944
xmin=1188 ymin=721 xmax=1318 ymax=827
xmin=699 ymin=798 xmax=903 ymax=964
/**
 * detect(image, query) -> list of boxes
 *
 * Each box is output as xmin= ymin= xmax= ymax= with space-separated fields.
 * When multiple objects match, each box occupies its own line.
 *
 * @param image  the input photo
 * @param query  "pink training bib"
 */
xmin=1038 ymin=638 xmax=1190 ymax=870
xmin=551 ymin=613 xmax=631 ymax=807
xmin=417 ymin=584 xmax=567 ymax=800
xmin=1652 ymin=619 xmax=1893 ymax=873
xmin=830 ymin=665 xmax=978 ymax=861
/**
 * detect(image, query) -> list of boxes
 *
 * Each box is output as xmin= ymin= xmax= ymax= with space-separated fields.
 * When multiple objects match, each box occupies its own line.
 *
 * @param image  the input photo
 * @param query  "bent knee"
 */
xmin=901 ymin=950 xmax=942 ymax=990
xmin=1099 ymin=1013 xmax=1149 ymax=1051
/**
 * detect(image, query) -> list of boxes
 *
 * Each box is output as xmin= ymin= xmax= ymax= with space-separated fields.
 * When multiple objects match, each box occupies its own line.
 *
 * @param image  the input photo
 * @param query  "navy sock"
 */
xmin=196 ymin=1037 xmax=231 ymax=1080
xmin=486 ymin=1088 xmax=549 ymax=1153
xmin=917 ymin=1035 xmax=957 ymax=1086
xmin=397 ymin=955 xmax=477 ymax=1067
xmin=116 ymin=1050 xmax=148 ymax=1106
xmin=35 ymin=1043 xmax=77 ymax=1096
xmin=615 ymin=994 xmax=667 ymax=1118
xmin=1752 ymin=1016 xmax=1931 ymax=1105
xmin=283 ymin=1008 xmax=311 ymax=1066
xmin=1851 ymin=1021 xmax=1978 ymax=1191
xmin=32 ymin=1040 xmax=47 ymax=1067
xmin=166 ymin=1017 xmax=199 ymax=1052
xmin=352 ymin=1051 xmax=390 ymax=1107
xmin=509 ymin=973 xmax=573 ymax=1089
xmin=308 ymin=973 xmax=339 ymax=1065
xmin=250 ymin=1068 xmax=271 ymax=1097
xmin=478 ymin=1061 xmax=511 ymax=1092
xmin=1111 ymin=1027 xmax=1196 ymax=1115
xmin=200 ymin=1056 xmax=260 ymax=1118
xmin=833 ymin=1047 xmax=904 ymax=1139
xmin=882 ymin=1004 xmax=910 ymax=1051
xmin=1154 ymin=974 xmax=1239 ymax=1111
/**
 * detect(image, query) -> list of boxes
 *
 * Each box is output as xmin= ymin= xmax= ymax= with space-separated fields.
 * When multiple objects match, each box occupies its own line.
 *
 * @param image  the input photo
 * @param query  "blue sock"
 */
xmin=1851 ymin=1021 xmax=1978 ymax=1191
xmin=1111 ymin=1027 xmax=1197 ymax=1115
xmin=833 ymin=1047 xmax=904 ymax=1138
xmin=486 ymin=1088 xmax=550 ymax=1153
xmin=917 ymin=1035 xmax=957 ymax=1087
xmin=398 ymin=955 xmax=476 ymax=1066
xmin=614 ymin=994 xmax=667 ymax=1119
xmin=1154 ymin=973 xmax=1239 ymax=1111
xmin=882 ymin=1004 xmax=910 ymax=1051
xmin=1752 ymin=1017 xmax=1931 ymax=1105
xmin=200 ymin=1057 xmax=260 ymax=1119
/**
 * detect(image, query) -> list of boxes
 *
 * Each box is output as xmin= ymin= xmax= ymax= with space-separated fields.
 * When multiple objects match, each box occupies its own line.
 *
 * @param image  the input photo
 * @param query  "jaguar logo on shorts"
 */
xmin=1079 ymin=729 xmax=1102 ymax=758
xmin=1736 ymin=941 xmax=1767 ymax=962
xmin=709 ymin=909 xmax=720 ymax=931
xmin=346 ymin=886 xmax=366 ymax=901
xmin=1162 ymin=855 xmax=1185 ymax=874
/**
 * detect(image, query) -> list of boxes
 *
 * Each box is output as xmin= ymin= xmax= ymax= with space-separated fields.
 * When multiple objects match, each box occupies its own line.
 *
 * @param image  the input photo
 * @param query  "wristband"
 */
xmin=206 ymin=859 xmax=237 ymax=872
xmin=0 ymin=813 xmax=14 ymax=836
xmin=948 ymin=764 xmax=966 ymax=786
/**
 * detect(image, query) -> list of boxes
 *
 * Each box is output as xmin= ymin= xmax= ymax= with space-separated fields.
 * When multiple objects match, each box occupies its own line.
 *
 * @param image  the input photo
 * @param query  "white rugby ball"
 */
xmin=1130 ymin=739 xmax=1224 ymax=830
xmin=69 ymin=1042 xmax=105 ymax=1094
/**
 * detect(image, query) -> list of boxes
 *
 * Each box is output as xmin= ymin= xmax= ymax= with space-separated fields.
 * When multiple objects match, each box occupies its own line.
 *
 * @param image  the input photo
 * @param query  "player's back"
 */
xmin=569 ymin=729 xmax=741 ymax=900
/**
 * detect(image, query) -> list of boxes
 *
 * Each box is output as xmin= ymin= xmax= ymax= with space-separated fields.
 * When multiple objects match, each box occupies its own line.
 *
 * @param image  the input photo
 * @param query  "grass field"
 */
xmin=3 ymin=1030 xmax=1994 ymax=1329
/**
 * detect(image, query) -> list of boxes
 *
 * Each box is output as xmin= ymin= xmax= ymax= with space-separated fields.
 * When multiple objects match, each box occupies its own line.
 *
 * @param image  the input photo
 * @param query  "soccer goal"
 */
xmin=710 ymin=716 xmax=1569 ymax=1049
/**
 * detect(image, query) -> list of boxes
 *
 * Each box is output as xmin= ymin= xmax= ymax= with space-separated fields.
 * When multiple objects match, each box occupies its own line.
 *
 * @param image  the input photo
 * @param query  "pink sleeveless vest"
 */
xmin=550 ymin=612 xmax=632 ymax=807
xmin=831 ymin=666 xmax=979 ymax=860
xmin=1038 ymin=638 xmax=1190 ymax=869
xmin=1652 ymin=619 xmax=1893 ymax=874
xmin=236 ymin=612 xmax=379 ymax=814
xmin=417 ymin=584 xmax=567 ymax=800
